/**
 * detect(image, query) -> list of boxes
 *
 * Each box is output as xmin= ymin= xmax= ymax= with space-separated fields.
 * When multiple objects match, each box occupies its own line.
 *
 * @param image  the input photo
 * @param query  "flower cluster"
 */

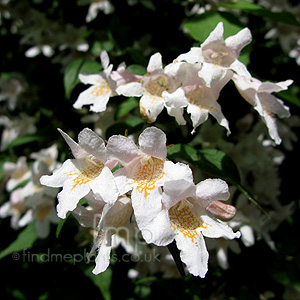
xmin=40 ymin=126 xmax=240 ymax=277
xmin=73 ymin=22 xmax=292 ymax=145
xmin=0 ymin=144 xmax=60 ymax=238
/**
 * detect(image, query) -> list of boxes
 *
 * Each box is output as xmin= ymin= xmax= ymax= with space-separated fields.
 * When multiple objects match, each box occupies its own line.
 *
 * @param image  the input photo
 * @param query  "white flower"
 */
xmin=107 ymin=127 xmax=194 ymax=234
xmin=86 ymin=0 xmax=114 ymax=23
xmin=18 ymin=197 xmax=59 ymax=239
xmin=0 ymin=188 xmax=27 ymax=229
xmin=3 ymin=156 xmax=31 ymax=192
xmin=40 ymin=128 xmax=119 ymax=219
xmin=73 ymin=51 xmax=117 ymax=113
xmin=0 ymin=75 xmax=24 ymax=110
xmin=89 ymin=195 xmax=133 ymax=274
xmin=176 ymin=22 xmax=252 ymax=88
xmin=144 ymin=178 xmax=240 ymax=277
xmin=233 ymin=74 xmax=292 ymax=144
xmin=162 ymin=61 xmax=231 ymax=134
xmin=30 ymin=144 xmax=60 ymax=174
xmin=116 ymin=52 xmax=180 ymax=122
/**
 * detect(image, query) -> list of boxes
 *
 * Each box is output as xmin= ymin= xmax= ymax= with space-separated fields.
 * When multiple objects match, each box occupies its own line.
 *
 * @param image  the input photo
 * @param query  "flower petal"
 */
xmin=141 ymin=208 xmax=175 ymax=246
xmin=200 ymin=213 xmax=241 ymax=239
xmin=208 ymin=101 xmax=231 ymax=134
xmin=175 ymin=47 xmax=203 ymax=64
xmin=195 ymin=178 xmax=230 ymax=208
xmin=79 ymin=73 xmax=105 ymax=85
xmin=140 ymin=94 xmax=165 ymax=123
xmin=40 ymin=159 xmax=76 ymax=188
xmin=187 ymin=104 xmax=209 ymax=134
xmin=78 ymin=128 xmax=107 ymax=162
xmin=198 ymin=63 xmax=229 ymax=88
xmin=56 ymin=178 xmax=91 ymax=218
xmin=162 ymin=161 xmax=196 ymax=209
xmin=162 ymin=88 xmax=188 ymax=125
xmin=202 ymin=22 xmax=224 ymax=48
xmin=107 ymin=135 xmax=139 ymax=166
xmin=90 ymin=166 xmax=119 ymax=204
xmin=58 ymin=129 xmax=87 ymax=159
xmin=92 ymin=232 xmax=113 ymax=274
xmin=147 ymin=52 xmax=163 ymax=73
xmin=138 ymin=127 xmax=167 ymax=160
xmin=258 ymin=79 xmax=293 ymax=94
xmin=116 ymin=81 xmax=143 ymax=97
xmin=225 ymin=27 xmax=252 ymax=54
xmin=175 ymin=232 xmax=209 ymax=278
xmin=100 ymin=50 xmax=110 ymax=70
xmin=230 ymin=60 xmax=251 ymax=79
xmin=131 ymin=186 xmax=162 ymax=230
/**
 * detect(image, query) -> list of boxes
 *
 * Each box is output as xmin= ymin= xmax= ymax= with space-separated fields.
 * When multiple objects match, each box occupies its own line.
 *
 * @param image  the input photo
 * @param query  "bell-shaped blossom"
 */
xmin=89 ymin=195 xmax=133 ymax=274
xmin=116 ymin=52 xmax=180 ymax=122
xmin=0 ymin=188 xmax=27 ymax=230
xmin=73 ymin=51 xmax=117 ymax=112
xmin=40 ymin=128 xmax=119 ymax=219
xmin=162 ymin=61 xmax=231 ymax=134
xmin=176 ymin=22 xmax=252 ymax=88
xmin=18 ymin=197 xmax=59 ymax=238
xmin=144 ymin=178 xmax=240 ymax=277
xmin=107 ymin=127 xmax=195 ymax=235
xmin=74 ymin=51 xmax=140 ymax=113
xmin=233 ymin=74 xmax=292 ymax=144
xmin=3 ymin=156 xmax=31 ymax=192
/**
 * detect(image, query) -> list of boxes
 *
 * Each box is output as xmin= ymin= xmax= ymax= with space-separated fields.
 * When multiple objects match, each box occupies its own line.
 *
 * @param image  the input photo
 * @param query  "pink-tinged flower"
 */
xmin=116 ymin=52 xmax=180 ymax=122
xmin=176 ymin=22 xmax=252 ymax=88
xmin=144 ymin=178 xmax=240 ymax=277
xmin=107 ymin=127 xmax=194 ymax=234
xmin=73 ymin=51 xmax=140 ymax=113
xmin=40 ymin=128 xmax=119 ymax=219
xmin=233 ymin=74 xmax=292 ymax=144
xmin=73 ymin=51 xmax=116 ymax=113
xmin=162 ymin=61 xmax=231 ymax=134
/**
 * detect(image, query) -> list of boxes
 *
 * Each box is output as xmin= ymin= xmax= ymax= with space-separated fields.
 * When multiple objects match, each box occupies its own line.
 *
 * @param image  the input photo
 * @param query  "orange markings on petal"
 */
xmin=67 ymin=157 xmax=104 ymax=190
xmin=169 ymin=200 xmax=210 ymax=244
xmin=90 ymin=81 xmax=111 ymax=97
xmin=131 ymin=156 xmax=164 ymax=199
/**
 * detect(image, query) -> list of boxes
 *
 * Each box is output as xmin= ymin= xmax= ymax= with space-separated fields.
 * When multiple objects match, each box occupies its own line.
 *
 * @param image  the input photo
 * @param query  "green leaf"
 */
xmin=0 ymin=223 xmax=38 ymax=260
xmin=127 ymin=64 xmax=146 ymax=76
xmin=183 ymin=11 xmax=245 ymax=44
xmin=218 ymin=1 xmax=300 ymax=27
xmin=115 ymin=97 xmax=139 ymax=119
xmin=56 ymin=212 xmax=70 ymax=238
xmin=276 ymin=90 xmax=300 ymax=108
xmin=84 ymin=266 xmax=112 ymax=300
xmin=6 ymin=135 xmax=44 ymax=150
xmin=64 ymin=59 xmax=102 ymax=99
xmin=105 ymin=116 xmax=146 ymax=139
xmin=167 ymin=144 xmax=241 ymax=184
